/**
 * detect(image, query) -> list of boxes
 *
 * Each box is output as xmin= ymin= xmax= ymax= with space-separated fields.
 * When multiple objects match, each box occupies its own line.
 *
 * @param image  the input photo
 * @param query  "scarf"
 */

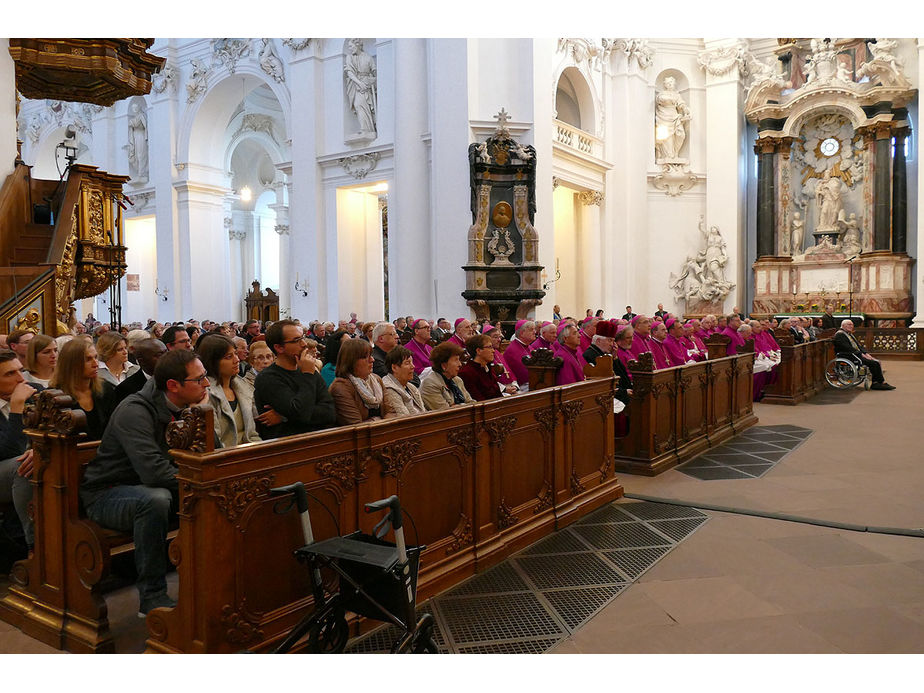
xmin=348 ymin=373 xmax=383 ymax=410
xmin=442 ymin=374 xmax=467 ymax=404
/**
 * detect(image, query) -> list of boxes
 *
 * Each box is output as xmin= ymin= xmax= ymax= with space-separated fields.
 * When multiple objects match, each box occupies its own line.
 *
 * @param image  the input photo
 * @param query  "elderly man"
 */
xmin=371 ymin=321 xmax=399 ymax=378
xmin=503 ymin=320 xmax=536 ymax=389
xmin=654 ymin=303 xmax=668 ymax=320
xmin=529 ymin=321 xmax=557 ymax=353
xmin=628 ymin=315 xmax=652 ymax=359
xmin=833 ymin=320 xmax=895 ymax=390
xmin=649 ymin=320 xmax=674 ymax=369
xmin=578 ymin=317 xmax=599 ymax=354
xmin=583 ymin=320 xmax=615 ymax=366
xmin=553 ymin=323 xmax=586 ymax=386
xmin=663 ymin=318 xmax=693 ymax=365
xmin=404 ymin=319 xmax=434 ymax=376
xmin=447 ymin=318 xmax=473 ymax=348
xmin=233 ymin=337 xmax=251 ymax=378
xmin=721 ymin=314 xmax=746 ymax=355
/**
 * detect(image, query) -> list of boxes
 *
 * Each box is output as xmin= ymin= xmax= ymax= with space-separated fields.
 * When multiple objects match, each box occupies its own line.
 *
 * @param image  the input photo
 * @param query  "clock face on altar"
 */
xmin=819 ymin=137 xmax=840 ymax=157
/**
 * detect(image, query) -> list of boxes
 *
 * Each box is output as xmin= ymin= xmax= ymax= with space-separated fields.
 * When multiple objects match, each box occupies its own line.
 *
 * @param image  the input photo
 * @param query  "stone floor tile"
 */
xmin=732 ymin=569 xmax=880 ymax=614
xmin=638 ymin=576 xmax=784 ymax=624
xmin=765 ymin=534 xmax=893 ymax=568
xmin=793 ymin=606 xmax=924 ymax=653
xmin=815 ymin=563 xmax=924 ymax=606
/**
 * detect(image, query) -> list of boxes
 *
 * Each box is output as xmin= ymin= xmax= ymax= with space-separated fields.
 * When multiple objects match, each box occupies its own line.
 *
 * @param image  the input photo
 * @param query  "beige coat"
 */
xmin=382 ymin=374 xmax=426 ymax=417
xmin=419 ymin=370 xmax=474 ymax=411
xmin=329 ymin=374 xmax=394 ymax=425
xmin=206 ymin=376 xmax=262 ymax=448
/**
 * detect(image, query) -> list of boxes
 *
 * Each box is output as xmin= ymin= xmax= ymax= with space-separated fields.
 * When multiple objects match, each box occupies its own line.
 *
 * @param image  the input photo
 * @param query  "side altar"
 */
xmin=745 ymin=39 xmax=916 ymax=326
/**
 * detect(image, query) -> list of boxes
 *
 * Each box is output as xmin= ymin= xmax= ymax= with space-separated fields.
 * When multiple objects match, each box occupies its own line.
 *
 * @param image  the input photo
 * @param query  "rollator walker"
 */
xmin=263 ymin=481 xmax=437 ymax=654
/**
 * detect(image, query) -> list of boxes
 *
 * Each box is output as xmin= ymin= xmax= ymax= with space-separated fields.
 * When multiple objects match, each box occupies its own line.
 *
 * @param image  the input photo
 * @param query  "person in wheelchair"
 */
xmin=833 ymin=320 xmax=895 ymax=391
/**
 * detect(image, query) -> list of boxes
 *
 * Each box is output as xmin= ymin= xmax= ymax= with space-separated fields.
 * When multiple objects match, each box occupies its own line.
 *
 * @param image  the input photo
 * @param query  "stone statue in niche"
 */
xmin=486 ymin=201 xmax=515 ymax=266
xmin=668 ymin=216 xmax=735 ymax=304
xmin=344 ymin=38 xmax=377 ymax=138
xmin=841 ymin=213 xmax=861 ymax=256
xmin=126 ymin=100 xmax=149 ymax=184
xmin=654 ymin=76 xmax=691 ymax=161
xmin=815 ymin=170 xmax=844 ymax=231
xmin=259 ymin=39 xmax=285 ymax=83
xmin=791 ymin=211 xmax=805 ymax=255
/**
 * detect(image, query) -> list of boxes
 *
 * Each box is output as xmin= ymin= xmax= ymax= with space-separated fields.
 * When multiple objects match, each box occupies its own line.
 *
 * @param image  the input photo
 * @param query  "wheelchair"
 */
xmin=824 ymin=352 xmax=872 ymax=390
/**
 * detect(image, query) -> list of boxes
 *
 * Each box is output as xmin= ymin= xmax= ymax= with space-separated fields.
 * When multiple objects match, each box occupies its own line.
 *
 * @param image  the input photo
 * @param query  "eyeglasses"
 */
xmin=183 ymin=373 xmax=209 ymax=384
xmin=282 ymin=336 xmax=308 ymax=345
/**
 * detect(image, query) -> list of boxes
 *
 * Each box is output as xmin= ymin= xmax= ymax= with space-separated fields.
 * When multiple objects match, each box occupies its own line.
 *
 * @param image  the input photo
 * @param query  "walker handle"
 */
xmin=364 ymin=495 xmax=403 ymax=530
xmin=270 ymin=482 xmax=309 ymax=514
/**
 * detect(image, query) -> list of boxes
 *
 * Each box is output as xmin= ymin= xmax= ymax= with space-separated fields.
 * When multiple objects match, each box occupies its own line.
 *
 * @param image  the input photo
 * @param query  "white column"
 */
xmin=428 ymin=38 xmax=471 ymax=319
xmin=911 ymin=40 xmax=924 ymax=328
xmin=0 ymin=40 xmax=17 ymax=179
xmin=531 ymin=39 xmax=558 ymax=320
xmin=701 ymin=39 xmax=748 ymax=315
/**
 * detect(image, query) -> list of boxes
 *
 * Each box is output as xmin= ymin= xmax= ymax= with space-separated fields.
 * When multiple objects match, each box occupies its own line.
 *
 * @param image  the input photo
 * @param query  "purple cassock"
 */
xmin=721 ymin=326 xmax=746 ymax=356
xmin=663 ymin=334 xmax=691 ymax=366
xmin=503 ymin=338 xmax=532 ymax=386
xmin=405 ymin=338 xmax=433 ymax=375
xmin=579 ymin=330 xmax=593 ymax=354
xmin=649 ymin=338 xmax=673 ymax=370
xmin=615 ymin=346 xmax=635 ymax=382
xmin=492 ymin=349 xmax=517 ymax=385
xmin=681 ymin=336 xmax=706 ymax=362
xmin=529 ymin=336 xmax=556 ymax=353
xmin=448 ymin=333 xmax=466 ymax=349
xmin=629 ymin=334 xmax=653 ymax=359
xmin=695 ymin=328 xmax=712 ymax=342
xmin=554 ymin=342 xmax=587 ymax=386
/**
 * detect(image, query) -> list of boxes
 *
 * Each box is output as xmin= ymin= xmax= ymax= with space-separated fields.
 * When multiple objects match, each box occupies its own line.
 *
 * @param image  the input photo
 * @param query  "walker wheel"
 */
xmin=308 ymin=608 xmax=349 ymax=653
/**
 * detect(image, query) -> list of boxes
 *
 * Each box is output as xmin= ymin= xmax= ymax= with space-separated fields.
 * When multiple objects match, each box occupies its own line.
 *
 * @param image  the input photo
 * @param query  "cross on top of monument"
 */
xmin=493 ymin=108 xmax=511 ymax=136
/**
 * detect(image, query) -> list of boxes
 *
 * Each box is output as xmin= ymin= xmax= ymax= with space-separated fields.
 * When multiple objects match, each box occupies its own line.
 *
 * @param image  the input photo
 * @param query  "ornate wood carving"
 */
xmin=594 ymin=393 xmax=613 ymax=419
xmin=220 ymin=604 xmax=265 ymax=645
xmin=23 ymin=389 xmax=86 ymax=434
xmin=166 ymin=404 xmax=215 ymax=453
xmin=447 ymin=427 xmax=479 ymax=457
xmin=735 ymin=340 xmax=755 ymax=355
xmin=569 ymin=469 xmax=586 ymax=495
xmin=560 ymin=400 xmax=584 ymax=428
xmin=483 ymin=417 xmax=516 ymax=449
xmin=533 ymin=481 xmax=554 ymax=513
xmin=497 ymin=498 xmax=519 ymax=529
xmin=533 ymin=405 xmax=557 ymax=434
xmin=316 ymin=453 xmax=357 ymax=491
xmin=627 ymin=351 xmax=655 ymax=373
xmin=179 ymin=481 xmax=201 ymax=516
xmin=372 ymin=440 xmax=422 ymax=477
xmin=599 ymin=454 xmax=612 ymax=480
xmin=445 ymin=514 xmax=474 ymax=555
xmin=207 ymin=475 xmax=276 ymax=526
xmin=522 ymin=348 xmax=563 ymax=369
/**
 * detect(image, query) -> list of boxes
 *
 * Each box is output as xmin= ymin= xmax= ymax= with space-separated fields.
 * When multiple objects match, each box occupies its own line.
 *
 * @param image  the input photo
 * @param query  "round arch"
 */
xmin=783 ymin=99 xmax=867 ymax=138
xmin=552 ymin=65 xmax=599 ymax=137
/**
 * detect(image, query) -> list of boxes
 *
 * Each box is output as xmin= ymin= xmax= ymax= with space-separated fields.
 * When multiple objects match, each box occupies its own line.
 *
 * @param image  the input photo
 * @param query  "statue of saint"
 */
xmin=127 ymin=101 xmax=149 ymax=183
xmin=791 ymin=211 xmax=805 ymax=255
xmin=344 ymin=39 xmax=377 ymax=136
xmin=815 ymin=171 xmax=843 ymax=230
xmin=259 ymin=39 xmax=284 ymax=83
xmin=841 ymin=212 xmax=861 ymax=255
xmin=655 ymin=76 xmax=691 ymax=161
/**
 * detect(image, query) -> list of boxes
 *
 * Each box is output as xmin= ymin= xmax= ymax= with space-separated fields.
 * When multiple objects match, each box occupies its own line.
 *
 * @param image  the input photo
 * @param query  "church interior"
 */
xmin=0 ymin=26 xmax=921 ymax=672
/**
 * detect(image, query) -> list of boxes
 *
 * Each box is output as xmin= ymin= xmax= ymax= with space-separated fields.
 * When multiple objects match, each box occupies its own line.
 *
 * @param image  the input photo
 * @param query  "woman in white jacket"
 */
xmin=197 ymin=334 xmax=262 ymax=448
xmin=382 ymin=346 xmax=426 ymax=417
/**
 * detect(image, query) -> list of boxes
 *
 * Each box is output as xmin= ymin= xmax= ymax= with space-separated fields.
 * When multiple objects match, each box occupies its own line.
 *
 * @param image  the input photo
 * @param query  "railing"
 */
xmin=854 ymin=327 xmax=923 ymax=360
xmin=553 ymin=119 xmax=603 ymax=159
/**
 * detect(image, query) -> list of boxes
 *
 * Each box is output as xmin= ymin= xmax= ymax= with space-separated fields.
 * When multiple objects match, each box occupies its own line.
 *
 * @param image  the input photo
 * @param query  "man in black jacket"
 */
xmin=80 ymin=349 xmax=211 ymax=615
xmin=254 ymin=320 xmax=337 ymax=439
xmin=833 ymin=320 xmax=894 ymax=390
xmin=0 ymin=350 xmax=38 ymax=551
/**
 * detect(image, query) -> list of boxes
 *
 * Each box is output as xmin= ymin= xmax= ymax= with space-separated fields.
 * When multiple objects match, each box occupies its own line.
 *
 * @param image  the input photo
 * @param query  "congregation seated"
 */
xmin=198 ymin=334 xmax=262 ymax=447
xmin=161 ymin=325 xmax=193 ymax=351
xmin=578 ymin=317 xmax=600 ymax=353
xmin=681 ymin=321 xmax=708 ymax=361
xmin=404 ymin=319 xmax=434 ymax=377
xmin=254 ymin=320 xmax=336 ymax=439
xmin=458 ymin=334 xmax=516 ymax=401
xmin=125 ymin=328 xmax=152 ymax=366
xmin=502 ymin=319 xmax=536 ymax=389
xmin=0 ymin=350 xmax=38 ymax=551
xmin=112 ymin=338 xmax=166 ymax=408
xmin=319 ymin=328 xmax=350 ymax=387
xmin=833 ymin=319 xmax=895 ymax=391
xmin=420 ymin=341 xmax=474 ymax=411
xmin=553 ymin=323 xmax=586 ymax=386
xmin=483 ymin=324 xmax=517 ymax=388
xmin=382 ymin=346 xmax=426 ymax=417
xmin=663 ymin=318 xmax=696 ymax=365
xmin=186 ymin=324 xmax=202 ymax=347
xmin=243 ymin=319 xmax=263 ymax=345
xmin=24 ymin=333 xmax=57 ymax=388
xmin=79 ymin=350 xmax=211 ymax=616
xmin=96 ymin=331 xmax=138 ymax=387
xmin=329 ymin=338 xmax=394 ymax=425
xmin=243 ymin=340 xmax=273 ymax=389
xmin=446 ymin=318 xmax=474 ymax=349
xmin=720 ymin=314 xmax=747 ymax=355
xmin=648 ymin=320 xmax=674 ymax=369
xmin=50 ymin=338 xmax=112 ymax=441
xmin=232 ymin=337 xmax=251 ymax=378
xmin=7 ymin=329 xmax=34 ymax=363
xmin=530 ymin=321 xmax=557 ymax=353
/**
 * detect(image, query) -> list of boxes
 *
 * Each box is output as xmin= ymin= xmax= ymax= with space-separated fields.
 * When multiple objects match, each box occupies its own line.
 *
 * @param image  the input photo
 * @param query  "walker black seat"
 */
xmin=297 ymin=535 xmax=399 ymax=571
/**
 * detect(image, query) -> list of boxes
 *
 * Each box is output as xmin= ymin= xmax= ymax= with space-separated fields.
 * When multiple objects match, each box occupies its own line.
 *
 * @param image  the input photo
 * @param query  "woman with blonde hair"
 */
xmin=49 ymin=338 xmax=110 ymax=440
xmin=329 ymin=338 xmax=393 ymax=425
xmin=25 ymin=333 xmax=57 ymax=387
xmin=96 ymin=331 xmax=137 ymax=387
xmin=243 ymin=340 xmax=274 ymax=388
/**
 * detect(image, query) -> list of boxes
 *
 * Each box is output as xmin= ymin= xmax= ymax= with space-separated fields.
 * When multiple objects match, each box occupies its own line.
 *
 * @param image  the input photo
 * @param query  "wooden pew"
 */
xmin=139 ymin=376 xmax=620 ymax=653
xmin=611 ymin=350 xmax=758 ymax=476
xmin=0 ymin=389 xmax=196 ymax=653
xmin=759 ymin=330 xmax=833 ymax=405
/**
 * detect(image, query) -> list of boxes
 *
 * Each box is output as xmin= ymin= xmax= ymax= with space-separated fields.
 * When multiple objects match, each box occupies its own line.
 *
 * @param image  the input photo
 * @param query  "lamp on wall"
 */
xmin=294 ymin=271 xmax=308 ymax=297
xmin=240 ymin=186 xmax=252 ymax=203
xmin=154 ymin=278 xmax=169 ymax=302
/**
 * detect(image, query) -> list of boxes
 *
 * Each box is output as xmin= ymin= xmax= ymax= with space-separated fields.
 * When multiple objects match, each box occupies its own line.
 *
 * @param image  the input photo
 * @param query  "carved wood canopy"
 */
xmin=9 ymin=39 xmax=165 ymax=106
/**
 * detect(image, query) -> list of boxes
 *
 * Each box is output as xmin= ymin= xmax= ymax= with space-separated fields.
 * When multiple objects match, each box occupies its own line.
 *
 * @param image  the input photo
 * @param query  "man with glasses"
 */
xmin=253 ymin=320 xmax=337 ymax=439
xmin=80 ymin=349 xmax=211 ymax=616
xmin=161 ymin=325 xmax=193 ymax=351
xmin=458 ymin=334 xmax=510 ymax=400
xmin=405 ymin=319 xmax=434 ymax=376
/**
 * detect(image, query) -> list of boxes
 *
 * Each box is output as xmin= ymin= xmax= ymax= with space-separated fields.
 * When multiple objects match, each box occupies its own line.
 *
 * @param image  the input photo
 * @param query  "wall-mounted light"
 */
xmin=294 ymin=271 xmax=308 ymax=297
xmin=155 ymin=278 xmax=169 ymax=302
xmin=240 ymin=186 xmax=252 ymax=202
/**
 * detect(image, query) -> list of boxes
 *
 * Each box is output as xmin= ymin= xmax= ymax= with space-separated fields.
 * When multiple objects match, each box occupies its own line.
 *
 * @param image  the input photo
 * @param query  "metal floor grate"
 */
xmin=345 ymin=500 xmax=709 ymax=654
xmin=679 ymin=425 xmax=813 ymax=480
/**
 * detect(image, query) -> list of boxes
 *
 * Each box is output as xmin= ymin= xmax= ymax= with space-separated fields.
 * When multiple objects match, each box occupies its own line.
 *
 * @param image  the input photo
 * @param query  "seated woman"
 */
xmin=382 ymin=346 xmax=426 ymax=417
xmin=243 ymin=340 xmax=274 ymax=388
xmin=329 ymin=338 xmax=393 ymax=425
xmin=458 ymin=334 xmax=512 ymax=401
xmin=420 ymin=341 xmax=474 ymax=411
xmin=96 ymin=331 xmax=138 ymax=387
xmin=49 ymin=338 xmax=111 ymax=440
xmin=320 ymin=329 xmax=351 ymax=387
xmin=483 ymin=325 xmax=517 ymax=387
xmin=24 ymin=333 xmax=57 ymax=387
xmin=197 ymin=334 xmax=262 ymax=447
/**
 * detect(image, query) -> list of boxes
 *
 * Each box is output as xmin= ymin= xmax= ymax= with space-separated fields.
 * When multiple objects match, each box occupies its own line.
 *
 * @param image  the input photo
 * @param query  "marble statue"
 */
xmin=127 ymin=101 xmax=149 ymax=183
xmin=841 ymin=212 xmax=861 ymax=255
xmin=259 ymin=39 xmax=284 ymax=83
xmin=857 ymin=38 xmax=910 ymax=88
xmin=815 ymin=171 xmax=843 ymax=230
xmin=344 ymin=38 xmax=377 ymax=137
xmin=186 ymin=59 xmax=210 ymax=103
xmin=791 ymin=211 xmax=805 ymax=255
xmin=654 ymin=76 xmax=691 ymax=161
xmin=668 ymin=217 xmax=735 ymax=304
